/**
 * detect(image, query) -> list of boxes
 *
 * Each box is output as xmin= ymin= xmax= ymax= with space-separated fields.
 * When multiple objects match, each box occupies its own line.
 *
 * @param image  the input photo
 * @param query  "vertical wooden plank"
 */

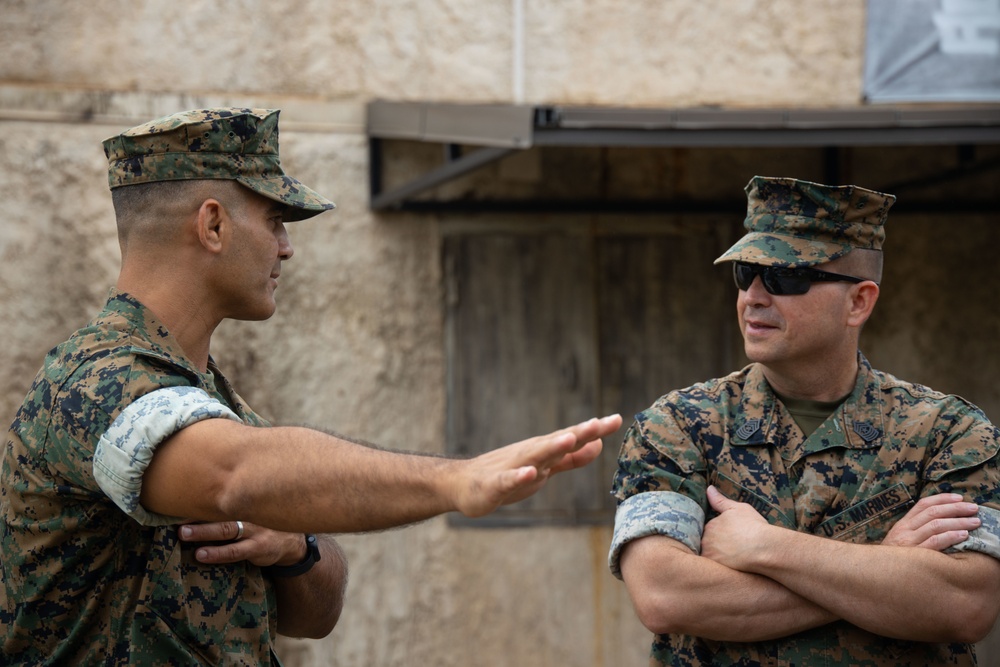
xmin=445 ymin=232 xmax=599 ymax=524
xmin=445 ymin=225 xmax=737 ymax=525
xmin=596 ymin=231 xmax=735 ymax=506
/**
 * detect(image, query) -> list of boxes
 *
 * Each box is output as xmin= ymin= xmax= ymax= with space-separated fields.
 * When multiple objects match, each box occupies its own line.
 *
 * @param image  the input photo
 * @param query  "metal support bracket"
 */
xmin=369 ymin=139 xmax=516 ymax=211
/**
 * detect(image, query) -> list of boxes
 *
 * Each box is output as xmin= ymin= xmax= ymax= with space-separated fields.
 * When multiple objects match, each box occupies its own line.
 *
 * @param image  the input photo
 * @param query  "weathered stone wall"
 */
xmin=2 ymin=1 xmax=997 ymax=666
xmin=0 ymin=0 xmax=865 ymax=107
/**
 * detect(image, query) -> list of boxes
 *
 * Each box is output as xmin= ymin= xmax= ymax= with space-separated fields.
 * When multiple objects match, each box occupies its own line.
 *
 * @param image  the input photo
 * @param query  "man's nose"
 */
xmin=278 ymin=224 xmax=294 ymax=260
xmin=743 ymin=275 xmax=771 ymax=304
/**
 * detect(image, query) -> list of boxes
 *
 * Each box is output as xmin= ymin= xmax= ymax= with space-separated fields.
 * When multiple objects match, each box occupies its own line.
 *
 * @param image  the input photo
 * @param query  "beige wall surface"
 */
xmin=2 ymin=1 xmax=998 ymax=666
xmin=0 ymin=0 xmax=864 ymax=107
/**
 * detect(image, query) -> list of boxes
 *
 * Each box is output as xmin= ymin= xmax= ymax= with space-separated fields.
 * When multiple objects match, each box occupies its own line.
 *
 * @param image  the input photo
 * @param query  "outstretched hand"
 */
xmin=882 ymin=493 xmax=981 ymax=551
xmin=453 ymin=414 xmax=622 ymax=518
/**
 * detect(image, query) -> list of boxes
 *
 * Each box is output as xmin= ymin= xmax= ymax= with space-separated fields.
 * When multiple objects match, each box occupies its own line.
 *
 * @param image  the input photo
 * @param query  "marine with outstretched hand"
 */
xmin=0 ymin=107 xmax=621 ymax=665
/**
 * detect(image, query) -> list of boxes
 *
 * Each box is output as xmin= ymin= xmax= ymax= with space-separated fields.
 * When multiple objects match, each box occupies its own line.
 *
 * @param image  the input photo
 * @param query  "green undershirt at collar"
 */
xmin=774 ymin=391 xmax=850 ymax=437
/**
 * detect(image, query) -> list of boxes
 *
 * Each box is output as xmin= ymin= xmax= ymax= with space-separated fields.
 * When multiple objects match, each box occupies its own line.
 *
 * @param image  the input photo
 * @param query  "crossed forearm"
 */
xmin=702 ymin=488 xmax=1000 ymax=643
xmin=621 ymin=536 xmax=836 ymax=641
xmin=711 ymin=524 xmax=998 ymax=642
xmin=622 ymin=489 xmax=999 ymax=643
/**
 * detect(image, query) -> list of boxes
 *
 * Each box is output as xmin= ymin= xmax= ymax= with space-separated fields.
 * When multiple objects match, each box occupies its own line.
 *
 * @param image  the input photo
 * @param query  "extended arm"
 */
xmin=703 ymin=486 xmax=1000 ymax=643
xmin=139 ymin=415 xmax=621 ymax=534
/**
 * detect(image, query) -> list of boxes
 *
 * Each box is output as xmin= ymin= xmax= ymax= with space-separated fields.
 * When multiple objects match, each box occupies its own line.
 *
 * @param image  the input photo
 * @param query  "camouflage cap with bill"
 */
xmin=714 ymin=176 xmax=895 ymax=267
xmin=102 ymin=108 xmax=335 ymax=221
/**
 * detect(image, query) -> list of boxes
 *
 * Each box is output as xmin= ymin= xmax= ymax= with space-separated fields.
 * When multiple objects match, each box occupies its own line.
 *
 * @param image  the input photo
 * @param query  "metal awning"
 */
xmin=367 ymin=100 xmax=1000 ymax=212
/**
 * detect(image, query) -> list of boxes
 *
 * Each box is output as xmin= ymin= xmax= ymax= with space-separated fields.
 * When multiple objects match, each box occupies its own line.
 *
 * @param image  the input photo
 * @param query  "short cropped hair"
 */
xmin=833 ymin=248 xmax=884 ymax=284
xmin=111 ymin=180 xmax=247 ymax=247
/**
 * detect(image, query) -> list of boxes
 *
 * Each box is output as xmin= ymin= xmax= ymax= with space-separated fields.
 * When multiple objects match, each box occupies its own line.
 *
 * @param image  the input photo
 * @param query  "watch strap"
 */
xmin=262 ymin=534 xmax=321 ymax=577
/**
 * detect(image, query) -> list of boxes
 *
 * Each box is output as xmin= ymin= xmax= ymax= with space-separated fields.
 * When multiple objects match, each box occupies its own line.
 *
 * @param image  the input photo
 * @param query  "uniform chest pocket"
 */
xmin=816 ymin=482 xmax=914 ymax=543
xmin=711 ymin=471 xmax=796 ymax=528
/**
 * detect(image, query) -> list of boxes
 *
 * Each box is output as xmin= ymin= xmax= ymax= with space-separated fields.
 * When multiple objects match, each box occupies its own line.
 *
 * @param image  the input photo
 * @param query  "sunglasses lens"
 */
xmin=733 ymin=263 xmax=811 ymax=295
xmin=733 ymin=263 xmax=755 ymax=290
xmin=768 ymin=268 xmax=810 ymax=295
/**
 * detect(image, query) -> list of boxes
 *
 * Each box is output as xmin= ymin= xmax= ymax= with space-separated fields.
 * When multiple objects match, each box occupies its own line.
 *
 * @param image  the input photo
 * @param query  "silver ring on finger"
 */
xmin=235 ymin=520 xmax=245 ymax=540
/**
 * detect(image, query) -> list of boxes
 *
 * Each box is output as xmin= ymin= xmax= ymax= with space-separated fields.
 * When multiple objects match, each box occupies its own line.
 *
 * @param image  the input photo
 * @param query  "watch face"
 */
xmin=305 ymin=534 xmax=321 ymax=562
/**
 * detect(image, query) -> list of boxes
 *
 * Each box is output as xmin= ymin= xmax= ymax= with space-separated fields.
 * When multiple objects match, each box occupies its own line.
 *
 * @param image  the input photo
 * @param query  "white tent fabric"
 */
xmin=865 ymin=0 xmax=1000 ymax=102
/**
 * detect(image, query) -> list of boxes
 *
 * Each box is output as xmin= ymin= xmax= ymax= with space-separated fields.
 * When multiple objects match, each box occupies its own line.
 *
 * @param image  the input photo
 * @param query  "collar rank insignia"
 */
xmin=853 ymin=421 xmax=881 ymax=443
xmin=736 ymin=418 xmax=762 ymax=440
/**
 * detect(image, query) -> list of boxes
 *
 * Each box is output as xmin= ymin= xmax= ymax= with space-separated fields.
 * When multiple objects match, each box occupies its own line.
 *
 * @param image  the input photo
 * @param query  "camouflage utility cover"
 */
xmin=610 ymin=354 xmax=1000 ymax=666
xmin=1 ymin=291 xmax=279 ymax=665
xmin=103 ymin=108 xmax=335 ymax=222
xmin=714 ymin=176 xmax=895 ymax=268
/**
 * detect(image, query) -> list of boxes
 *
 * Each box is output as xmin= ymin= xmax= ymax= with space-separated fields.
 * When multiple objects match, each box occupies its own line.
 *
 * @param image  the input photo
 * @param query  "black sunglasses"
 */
xmin=733 ymin=261 xmax=866 ymax=296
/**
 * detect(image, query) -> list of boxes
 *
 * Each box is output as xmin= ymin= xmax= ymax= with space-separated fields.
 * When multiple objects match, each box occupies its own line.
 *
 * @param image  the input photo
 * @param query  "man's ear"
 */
xmin=195 ymin=198 xmax=227 ymax=254
xmin=846 ymin=281 xmax=880 ymax=328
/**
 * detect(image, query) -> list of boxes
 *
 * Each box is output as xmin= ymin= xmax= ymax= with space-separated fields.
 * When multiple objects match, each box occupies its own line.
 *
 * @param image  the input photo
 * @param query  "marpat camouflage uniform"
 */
xmin=3 ymin=107 xmax=334 ymax=665
xmin=1 ymin=291 xmax=281 ymax=665
xmin=610 ymin=354 xmax=1000 ymax=666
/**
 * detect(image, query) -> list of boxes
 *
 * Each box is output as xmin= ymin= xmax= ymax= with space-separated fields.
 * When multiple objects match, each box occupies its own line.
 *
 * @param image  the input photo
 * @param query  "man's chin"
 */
xmin=231 ymin=302 xmax=278 ymax=322
xmin=743 ymin=344 xmax=776 ymax=365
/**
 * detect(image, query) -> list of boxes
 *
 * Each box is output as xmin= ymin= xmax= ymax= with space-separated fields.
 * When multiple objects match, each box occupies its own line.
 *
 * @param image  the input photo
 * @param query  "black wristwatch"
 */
xmin=262 ymin=534 xmax=321 ymax=577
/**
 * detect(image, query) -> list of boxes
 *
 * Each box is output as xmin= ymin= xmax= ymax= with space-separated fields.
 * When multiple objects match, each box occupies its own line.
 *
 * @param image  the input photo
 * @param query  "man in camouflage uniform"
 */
xmin=1 ymin=108 xmax=621 ymax=665
xmin=610 ymin=176 xmax=1000 ymax=666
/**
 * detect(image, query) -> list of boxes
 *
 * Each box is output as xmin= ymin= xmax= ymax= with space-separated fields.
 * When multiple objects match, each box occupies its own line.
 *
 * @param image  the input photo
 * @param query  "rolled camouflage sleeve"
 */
xmin=925 ymin=406 xmax=1000 ymax=561
xmin=948 ymin=506 xmax=1000 ymax=560
xmin=608 ymin=490 xmax=705 ymax=579
xmin=93 ymin=386 xmax=241 ymax=526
